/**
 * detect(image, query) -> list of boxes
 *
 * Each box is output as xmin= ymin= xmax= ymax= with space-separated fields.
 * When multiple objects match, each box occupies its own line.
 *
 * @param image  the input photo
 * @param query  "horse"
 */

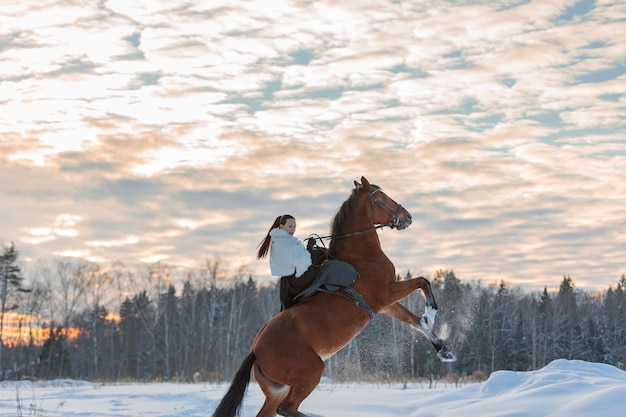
xmin=211 ymin=176 xmax=456 ymax=417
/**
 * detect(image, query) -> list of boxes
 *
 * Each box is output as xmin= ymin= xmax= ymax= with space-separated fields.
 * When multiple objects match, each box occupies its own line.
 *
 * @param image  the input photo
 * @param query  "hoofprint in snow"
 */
xmin=1 ymin=360 xmax=625 ymax=417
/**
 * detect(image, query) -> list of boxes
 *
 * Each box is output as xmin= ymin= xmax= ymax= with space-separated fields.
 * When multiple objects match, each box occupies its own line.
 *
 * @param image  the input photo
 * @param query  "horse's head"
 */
xmin=355 ymin=176 xmax=412 ymax=230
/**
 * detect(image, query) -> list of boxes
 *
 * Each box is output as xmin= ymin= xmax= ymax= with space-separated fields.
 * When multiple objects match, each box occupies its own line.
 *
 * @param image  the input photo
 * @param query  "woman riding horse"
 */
xmin=212 ymin=176 xmax=455 ymax=417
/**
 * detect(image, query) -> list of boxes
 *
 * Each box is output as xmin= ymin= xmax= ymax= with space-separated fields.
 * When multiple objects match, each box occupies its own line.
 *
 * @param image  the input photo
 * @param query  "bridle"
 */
xmin=368 ymin=187 xmax=405 ymax=230
xmin=314 ymin=186 xmax=407 ymax=243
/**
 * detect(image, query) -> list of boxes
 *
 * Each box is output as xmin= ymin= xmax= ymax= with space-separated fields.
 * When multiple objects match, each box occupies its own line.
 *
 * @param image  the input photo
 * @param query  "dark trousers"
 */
xmin=279 ymin=265 xmax=319 ymax=310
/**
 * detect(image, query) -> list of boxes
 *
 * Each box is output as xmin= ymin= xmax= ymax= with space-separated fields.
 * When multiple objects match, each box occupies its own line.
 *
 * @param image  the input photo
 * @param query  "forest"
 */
xmin=1 ymin=242 xmax=625 ymax=382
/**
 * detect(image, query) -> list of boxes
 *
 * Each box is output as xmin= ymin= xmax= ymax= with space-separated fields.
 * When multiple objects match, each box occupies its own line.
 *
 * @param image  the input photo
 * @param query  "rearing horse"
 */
xmin=212 ymin=176 xmax=455 ymax=417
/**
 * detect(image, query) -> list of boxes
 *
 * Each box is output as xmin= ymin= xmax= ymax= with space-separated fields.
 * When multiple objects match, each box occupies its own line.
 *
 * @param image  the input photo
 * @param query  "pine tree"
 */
xmin=602 ymin=275 xmax=626 ymax=367
xmin=555 ymin=275 xmax=579 ymax=359
xmin=538 ymin=286 xmax=554 ymax=367
xmin=0 ymin=242 xmax=29 ymax=380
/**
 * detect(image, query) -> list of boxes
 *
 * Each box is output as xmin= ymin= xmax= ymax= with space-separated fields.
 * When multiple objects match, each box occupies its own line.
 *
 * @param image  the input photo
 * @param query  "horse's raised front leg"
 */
xmin=383 ymin=277 xmax=438 ymax=329
xmin=385 ymin=277 xmax=437 ymax=307
xmin=380 ymin=302 xmax=457 ymax=362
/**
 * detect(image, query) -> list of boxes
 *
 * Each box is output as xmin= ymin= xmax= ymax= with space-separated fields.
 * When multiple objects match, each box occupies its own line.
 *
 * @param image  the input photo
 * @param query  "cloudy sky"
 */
xmin=1 ymin=0 xmax=624 ymax=293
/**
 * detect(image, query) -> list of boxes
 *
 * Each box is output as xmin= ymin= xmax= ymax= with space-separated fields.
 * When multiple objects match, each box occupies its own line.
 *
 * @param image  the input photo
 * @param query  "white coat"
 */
xmin=269 ymin=228 xmax=312 ymax=278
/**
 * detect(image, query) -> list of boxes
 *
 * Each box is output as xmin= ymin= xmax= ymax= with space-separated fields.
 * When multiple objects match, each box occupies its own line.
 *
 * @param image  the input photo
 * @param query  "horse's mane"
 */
xmin=329 ymin=183 xmax=380 ymax=254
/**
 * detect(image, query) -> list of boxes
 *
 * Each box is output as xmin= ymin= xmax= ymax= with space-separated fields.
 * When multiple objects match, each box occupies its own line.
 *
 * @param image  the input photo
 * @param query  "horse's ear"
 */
xmin=354 ymin=180 xmax=361 ymax=188
xmin=361 ymin=176 xmax=371 ymax=189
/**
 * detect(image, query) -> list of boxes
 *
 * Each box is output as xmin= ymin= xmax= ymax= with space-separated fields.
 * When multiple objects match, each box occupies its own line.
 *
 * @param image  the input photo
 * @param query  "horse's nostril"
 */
xmin=407 ymin=213 xmax=412 ymax=220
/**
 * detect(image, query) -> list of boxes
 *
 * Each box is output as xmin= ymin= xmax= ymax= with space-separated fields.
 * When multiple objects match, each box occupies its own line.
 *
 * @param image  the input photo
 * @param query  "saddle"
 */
xmin=294 ymin=259 xmax=358 ymax=302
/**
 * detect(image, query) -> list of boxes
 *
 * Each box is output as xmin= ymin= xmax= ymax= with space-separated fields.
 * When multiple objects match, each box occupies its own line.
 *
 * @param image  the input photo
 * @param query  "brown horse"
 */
xmin=211 ymin=176 xmax=455 ymax=417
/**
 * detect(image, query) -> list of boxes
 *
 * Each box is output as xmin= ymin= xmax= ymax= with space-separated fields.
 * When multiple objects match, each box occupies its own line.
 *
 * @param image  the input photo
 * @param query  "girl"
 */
xmin=257 ymin=214 xmax=319 ymax=310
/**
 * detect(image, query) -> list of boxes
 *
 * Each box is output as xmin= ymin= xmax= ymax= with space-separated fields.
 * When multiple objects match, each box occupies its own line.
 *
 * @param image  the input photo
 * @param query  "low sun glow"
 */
xmin=1 ymin=312 xmax=82 ymax=346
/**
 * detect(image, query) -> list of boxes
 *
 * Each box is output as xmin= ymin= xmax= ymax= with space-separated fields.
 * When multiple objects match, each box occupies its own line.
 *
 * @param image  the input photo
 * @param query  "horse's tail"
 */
xmin=211 ymin=352 xmax=256 ymax=417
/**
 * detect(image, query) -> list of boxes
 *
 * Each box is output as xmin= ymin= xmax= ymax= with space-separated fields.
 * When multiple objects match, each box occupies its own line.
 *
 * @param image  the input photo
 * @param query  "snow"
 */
xmin=1 ymin=360 xmax=625 ymax=417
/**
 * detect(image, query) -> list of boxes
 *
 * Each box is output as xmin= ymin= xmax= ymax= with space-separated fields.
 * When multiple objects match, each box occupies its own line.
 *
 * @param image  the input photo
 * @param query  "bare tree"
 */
xmin=204 ymin=258 xmax=221 ymax=374
xmin=47 ymin=258 xmax=91 ymax=378
xmin=83 ymin=263 xmax=117 ymax=376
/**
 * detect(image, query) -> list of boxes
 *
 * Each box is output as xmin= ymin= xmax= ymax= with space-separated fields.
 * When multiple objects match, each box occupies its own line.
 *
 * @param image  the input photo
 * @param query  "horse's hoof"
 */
xmin=437 ymin=349 xmax=457 ymax=363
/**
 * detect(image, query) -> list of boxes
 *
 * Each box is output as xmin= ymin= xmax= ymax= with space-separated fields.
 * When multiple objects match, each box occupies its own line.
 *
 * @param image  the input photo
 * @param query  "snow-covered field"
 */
xmin=1 ymin=359 xmax=625 ymax=417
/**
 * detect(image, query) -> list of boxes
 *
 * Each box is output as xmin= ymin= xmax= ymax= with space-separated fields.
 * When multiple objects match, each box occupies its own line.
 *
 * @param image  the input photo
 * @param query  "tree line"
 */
xmin=1 ymin=243 xmax=624 ymax=382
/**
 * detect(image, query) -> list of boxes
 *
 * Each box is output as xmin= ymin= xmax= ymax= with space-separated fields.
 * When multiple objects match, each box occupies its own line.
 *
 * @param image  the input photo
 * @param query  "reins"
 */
xmin=313 ymin=224 xmax=387 ymax=243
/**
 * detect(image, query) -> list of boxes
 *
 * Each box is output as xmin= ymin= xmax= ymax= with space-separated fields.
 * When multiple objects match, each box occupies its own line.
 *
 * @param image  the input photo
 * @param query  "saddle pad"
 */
xmin=294 ymin=260 xmax=357 ymax=302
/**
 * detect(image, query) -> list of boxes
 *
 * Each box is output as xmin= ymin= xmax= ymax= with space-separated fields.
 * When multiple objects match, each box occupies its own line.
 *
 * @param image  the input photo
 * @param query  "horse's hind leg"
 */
xmin=277 ymin=355 xmax=326 ymax=417
xmin=254 ymin=363 xmax=289 ymax=417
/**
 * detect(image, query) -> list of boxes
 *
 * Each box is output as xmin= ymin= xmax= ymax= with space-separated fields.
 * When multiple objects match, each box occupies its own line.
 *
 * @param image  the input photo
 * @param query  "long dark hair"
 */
xmin=256 ymin=214 xmax=295 ymax=259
